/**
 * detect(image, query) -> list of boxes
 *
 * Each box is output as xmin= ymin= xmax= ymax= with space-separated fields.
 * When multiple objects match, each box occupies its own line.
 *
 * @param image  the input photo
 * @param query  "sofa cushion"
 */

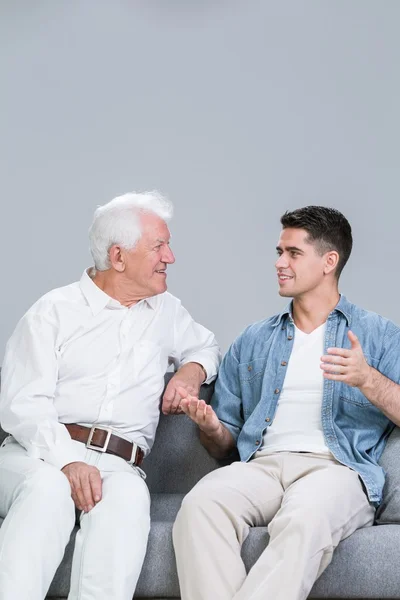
xmin=42 ymin=522 xmax=400 ymax=598
xmin=376 ymin=426 xmax=400 ymax=524
xmin=150 ymin=494 xmax=183 ymax=522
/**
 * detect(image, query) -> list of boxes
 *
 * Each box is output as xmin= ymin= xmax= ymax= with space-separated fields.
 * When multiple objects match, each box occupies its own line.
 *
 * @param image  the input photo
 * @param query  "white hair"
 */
xmin=88 ymin=191 xmax=173 ymax=271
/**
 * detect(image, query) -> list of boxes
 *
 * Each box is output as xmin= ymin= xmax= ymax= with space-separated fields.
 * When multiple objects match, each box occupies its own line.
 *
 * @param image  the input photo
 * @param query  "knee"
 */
xmin=175 ymin=481 xmax=220 ymax=527
xmin=24 ymin=467 xmax=75 ymax=526
xmin=27 ymin=467 xmax=74 ymax=506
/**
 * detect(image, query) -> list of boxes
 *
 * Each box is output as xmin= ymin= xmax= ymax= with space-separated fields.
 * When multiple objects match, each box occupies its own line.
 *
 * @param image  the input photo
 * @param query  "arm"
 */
xmin=0 ymin=310 xmax=82 ymax=469
xmin=0 ymin=309 xmax=102 ymax=512
xmin=359 ymin=369 xmax=400 ymax=424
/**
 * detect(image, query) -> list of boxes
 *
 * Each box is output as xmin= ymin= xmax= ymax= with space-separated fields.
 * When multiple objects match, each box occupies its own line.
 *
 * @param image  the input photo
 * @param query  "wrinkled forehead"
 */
xmin=139 ymin=211 xmax=171 ymax=243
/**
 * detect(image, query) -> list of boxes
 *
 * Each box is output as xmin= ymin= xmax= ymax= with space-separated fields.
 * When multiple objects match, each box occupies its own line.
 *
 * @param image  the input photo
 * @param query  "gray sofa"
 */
xmin=1 ymin=374 xmax=400 ymax=599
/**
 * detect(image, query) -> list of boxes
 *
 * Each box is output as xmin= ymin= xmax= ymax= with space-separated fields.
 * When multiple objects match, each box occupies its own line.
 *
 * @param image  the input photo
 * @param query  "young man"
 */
xmin=173 ymin=206 xmax=400 ymax=600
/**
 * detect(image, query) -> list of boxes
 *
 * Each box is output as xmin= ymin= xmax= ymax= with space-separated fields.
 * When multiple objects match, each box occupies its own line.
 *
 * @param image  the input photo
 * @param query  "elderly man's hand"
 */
xmin=162 ymin=362 xmax=206 ymax=414
xmin=62 ymin=461 xmax=102 ymax=513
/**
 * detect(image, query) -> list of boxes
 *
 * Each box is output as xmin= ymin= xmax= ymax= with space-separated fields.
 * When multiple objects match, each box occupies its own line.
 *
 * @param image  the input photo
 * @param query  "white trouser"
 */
xmin=0 ymin=436 xmax=151 ymax=600
xmin=173 ymin=451 xmax=375 ymax=600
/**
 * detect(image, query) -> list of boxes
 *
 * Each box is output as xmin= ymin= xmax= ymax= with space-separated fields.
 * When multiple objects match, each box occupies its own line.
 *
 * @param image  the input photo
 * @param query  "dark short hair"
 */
xmin=280 ymin=206 xmax=353 ymax=278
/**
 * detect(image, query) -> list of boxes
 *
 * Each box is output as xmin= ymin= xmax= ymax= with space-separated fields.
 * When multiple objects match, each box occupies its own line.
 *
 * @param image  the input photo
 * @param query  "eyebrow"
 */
xmin=155 ymin=238 xmax=170 ymax=244
xmin=276 ymin=245 xmax=304 ymax=254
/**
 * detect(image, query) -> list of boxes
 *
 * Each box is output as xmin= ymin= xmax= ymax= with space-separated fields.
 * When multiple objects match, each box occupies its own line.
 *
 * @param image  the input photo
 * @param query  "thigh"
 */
xmin=0 ymin=438 xmax=71 ymax=517
xmin=280 ymin=458 xmax=375 ymax=540
xmin=80 ymin=467 xmax=150 ymax=527
xmin=182 ymin=456 xmax=285 ymax=527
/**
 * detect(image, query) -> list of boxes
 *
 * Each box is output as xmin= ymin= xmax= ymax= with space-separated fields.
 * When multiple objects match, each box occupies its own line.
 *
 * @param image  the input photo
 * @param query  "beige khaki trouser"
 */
xmin=173 ymin=451 xmax=375 ymax=600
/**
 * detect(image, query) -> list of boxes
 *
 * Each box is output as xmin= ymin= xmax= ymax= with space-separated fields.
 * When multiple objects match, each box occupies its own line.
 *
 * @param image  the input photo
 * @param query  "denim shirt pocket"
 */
xmin=239 ymin=358 xmax=266 ymax=419
xmin=339 ymin=354 xmax=380 ymax=407
xmin=238 ymin=357 xmax=266 ymax=382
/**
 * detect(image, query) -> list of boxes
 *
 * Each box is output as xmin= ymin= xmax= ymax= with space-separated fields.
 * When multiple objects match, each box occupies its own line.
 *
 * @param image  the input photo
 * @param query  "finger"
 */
xmin=326 ymin=347 xmax=352 ymax=358
xmin=195 ymin=399 xmax=207 ymax=421
xmin=89 ymin=470 xmax=102 ymax=503
xmin=348 ymin=330 xmax=360 ymax=349
xmin=186 ymin=398 xmax=203 ymax=422
xmin=73 ymin=479 xmax=87 ymax=512
xmin=80 ymin=473 xmax=96 ymax=511
xmin=323 ymin=372 xmax=347 ymax=381
xmin=177 ymin=386 xmax=197 ymax=402
xmin=178 ymin=398 xmax=191 ymax=414
xmin=321 ymin=355 xmax=348 ymax=366
xmin=161 ymin=382 xmax=176 ymax=413
xmin=70 ymin=490 xmax=83 ymax=511
xmin=320 ymin=362 xmax=347 ymax=374
xmin=178 ymin=387 xmax=198 ymax=405
xmin=170 ymin=389 xmax=183 ymax=414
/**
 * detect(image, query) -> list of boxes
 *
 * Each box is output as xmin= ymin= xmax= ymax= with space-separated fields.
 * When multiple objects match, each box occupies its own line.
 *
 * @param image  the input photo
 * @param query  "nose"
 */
xmin=275 ymin=253 xmax=288 ymax=270
xmin=162 ymin=245 xmax=175 ymax=264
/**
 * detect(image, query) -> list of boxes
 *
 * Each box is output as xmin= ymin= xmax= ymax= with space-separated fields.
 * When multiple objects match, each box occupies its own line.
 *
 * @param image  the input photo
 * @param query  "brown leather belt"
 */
xmin=65 ymin=424 xmax=144 ymax=467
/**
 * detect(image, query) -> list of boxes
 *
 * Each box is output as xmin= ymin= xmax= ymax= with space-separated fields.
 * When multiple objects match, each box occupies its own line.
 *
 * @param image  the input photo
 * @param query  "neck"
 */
xmin=292 ymin=286 xmax=340 ymax=334
xmin=91 ymin=269 xmax=144 ymax=307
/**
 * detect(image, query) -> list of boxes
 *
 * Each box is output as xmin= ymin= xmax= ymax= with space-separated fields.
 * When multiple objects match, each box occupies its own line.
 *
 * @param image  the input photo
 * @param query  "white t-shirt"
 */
xmin=261 ymin=322 xmax=332 ymax=456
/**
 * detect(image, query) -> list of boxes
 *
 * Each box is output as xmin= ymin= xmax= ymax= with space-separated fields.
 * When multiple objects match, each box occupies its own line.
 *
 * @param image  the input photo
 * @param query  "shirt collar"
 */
xmin=272 ymin=294 xmax=352 ymax=328
xmin=79 ymin=269 xmax=158 ymax=316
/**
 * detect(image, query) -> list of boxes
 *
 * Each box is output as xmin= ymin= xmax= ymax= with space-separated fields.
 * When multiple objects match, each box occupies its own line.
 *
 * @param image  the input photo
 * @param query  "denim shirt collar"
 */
xmin=272 ymin=294 xmax=352 ymax=328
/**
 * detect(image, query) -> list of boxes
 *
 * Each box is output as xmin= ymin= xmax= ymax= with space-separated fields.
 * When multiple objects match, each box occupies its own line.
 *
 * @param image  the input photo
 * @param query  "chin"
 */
xmin=156 ymin=283 xmax=167 ymax=295
xmin=278 ymin=288 xmax=292 ymax=298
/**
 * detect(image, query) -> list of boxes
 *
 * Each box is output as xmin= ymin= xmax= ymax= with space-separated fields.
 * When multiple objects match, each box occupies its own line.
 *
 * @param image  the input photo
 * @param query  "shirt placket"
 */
xmin=251 ymin=317 xmax=295 ymax=456
xmin=97 ymin=309 xmax=129 ymax=425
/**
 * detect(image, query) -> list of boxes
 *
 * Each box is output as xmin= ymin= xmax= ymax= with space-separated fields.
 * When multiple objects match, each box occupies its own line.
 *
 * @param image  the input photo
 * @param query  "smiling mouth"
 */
xmin=278 ymin=274 xmax=293 ymax=282
xmin=155 ymin=270 xmax=167 ymax=275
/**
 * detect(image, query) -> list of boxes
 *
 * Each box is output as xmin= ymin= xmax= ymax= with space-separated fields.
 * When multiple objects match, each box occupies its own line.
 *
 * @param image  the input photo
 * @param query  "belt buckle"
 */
xmin=129 ymin=442 xmax=139 ymax=465
xmin=86 ymin=426 xmax=112 ymax=453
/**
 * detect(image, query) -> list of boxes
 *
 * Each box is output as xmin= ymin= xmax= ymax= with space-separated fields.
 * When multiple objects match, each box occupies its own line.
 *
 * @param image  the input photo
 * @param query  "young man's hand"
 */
xmin=320 ymin=330 xmax=373 ymax=389
xmin=177 ymin=386 xmax=221 ymax=436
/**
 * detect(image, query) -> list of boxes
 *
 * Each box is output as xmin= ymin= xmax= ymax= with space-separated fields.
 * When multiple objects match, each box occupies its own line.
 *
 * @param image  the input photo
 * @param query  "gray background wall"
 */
xmin=1 ymin=1 xmax=399 ymax=362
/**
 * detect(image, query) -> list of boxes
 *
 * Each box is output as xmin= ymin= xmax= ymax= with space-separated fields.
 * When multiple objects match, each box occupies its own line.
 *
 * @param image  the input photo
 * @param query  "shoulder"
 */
xmin=21 ymin=281 xmax=81 ymax=323
xmin=228 ymin=312 xmax=283 ymax=359
xmin=149 ymin=291 xmax=183 ymax=314
xmin=349 ymin=301 xmax=400 ymax=337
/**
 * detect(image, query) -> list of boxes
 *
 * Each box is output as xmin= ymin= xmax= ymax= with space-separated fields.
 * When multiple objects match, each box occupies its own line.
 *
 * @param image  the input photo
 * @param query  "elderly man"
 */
xmin=173 ymin=206 xmax=400 ymax=600
xmin=0 ymin=191 xmax=220 ymax=600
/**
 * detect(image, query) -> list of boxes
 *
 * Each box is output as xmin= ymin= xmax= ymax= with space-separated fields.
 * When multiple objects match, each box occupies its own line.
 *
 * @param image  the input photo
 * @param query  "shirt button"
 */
xmin=248 ymin=366 xmax=252 ymax=371
xmin=287 ymin=335 xmax=293 ymax=340
xmin=265 ymin=417 xmax=270 ymax=422
xmin=274 ymin=388 xmax=280 ymax=394
xmin=281 ymin=361 xmax=287 ymax=366
xmin=255 ymin=440 xmax=260 ymax=445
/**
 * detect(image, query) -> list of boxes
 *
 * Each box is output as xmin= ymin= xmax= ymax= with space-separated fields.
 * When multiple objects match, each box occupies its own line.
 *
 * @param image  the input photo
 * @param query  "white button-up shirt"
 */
xmin=0 ymin=270 xmax=221 ymax=469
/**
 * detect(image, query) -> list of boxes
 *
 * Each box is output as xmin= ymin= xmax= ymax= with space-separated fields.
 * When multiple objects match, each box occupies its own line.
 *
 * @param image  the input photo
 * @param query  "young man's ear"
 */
xmin=324 ymin=251 xmax=339 ymax=276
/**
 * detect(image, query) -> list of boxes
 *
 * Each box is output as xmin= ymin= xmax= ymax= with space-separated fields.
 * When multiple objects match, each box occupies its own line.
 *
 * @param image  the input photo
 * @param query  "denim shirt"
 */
xmin=211 ymin=295 xmax=400 ymax=505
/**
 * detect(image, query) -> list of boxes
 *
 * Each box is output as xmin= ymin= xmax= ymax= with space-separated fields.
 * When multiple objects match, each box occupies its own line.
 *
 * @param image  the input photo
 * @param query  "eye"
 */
xmin=154 ymin=244 xmax=162 ymax=250
xmin=290 ymin=251 xmax=299 ymax=257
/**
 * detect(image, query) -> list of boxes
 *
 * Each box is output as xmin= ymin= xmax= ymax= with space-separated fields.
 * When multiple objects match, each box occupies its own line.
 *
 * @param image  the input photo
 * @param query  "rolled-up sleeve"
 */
xmin=0 ymin=311 xmax=82 ymax=469
xmin=172 ymin=302 xmax=221 ymax=384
